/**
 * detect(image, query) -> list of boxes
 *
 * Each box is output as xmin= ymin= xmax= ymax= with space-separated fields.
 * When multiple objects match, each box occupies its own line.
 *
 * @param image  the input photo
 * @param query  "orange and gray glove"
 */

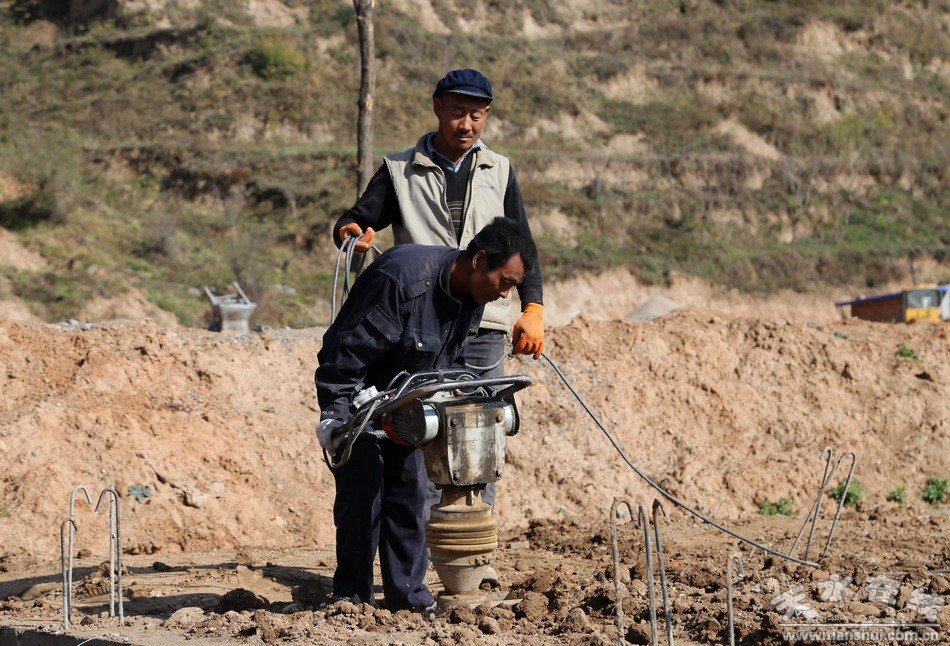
xmin=337 ymin=222 xmax=376 ymax=253
xmin=512 ymin=303 xmax=544 ymax=360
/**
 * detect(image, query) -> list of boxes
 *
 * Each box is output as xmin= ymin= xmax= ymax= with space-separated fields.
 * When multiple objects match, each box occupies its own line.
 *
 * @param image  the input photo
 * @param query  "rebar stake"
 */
xmin=636 ymin=505 xmax=660 ymax=646
xmin=60 ymin=485 xmax=93 ymax=631
xmin=610 ymin=498 xmax=636 ymax=646
xmin=60 ymin=518 xmax=78 ymax=631
xmin=789 ymin=447 xmax=834 ymax=559
xmin=651 ymin=500 xmax=674 ymax=646
xmin=787 ymin=448 xmax=859 ymax=562
xmin=819 ymin=452 xmax=857 ymax=560
xmin=726 ymin=554 xmax=744 ymax=646
xmin=95 ymin=486 xmax=124 ymax=623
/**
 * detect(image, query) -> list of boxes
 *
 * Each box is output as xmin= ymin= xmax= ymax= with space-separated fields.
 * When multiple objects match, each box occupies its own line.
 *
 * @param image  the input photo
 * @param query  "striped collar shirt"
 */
xmin=425 ymin=133 xmax=485 ymax=174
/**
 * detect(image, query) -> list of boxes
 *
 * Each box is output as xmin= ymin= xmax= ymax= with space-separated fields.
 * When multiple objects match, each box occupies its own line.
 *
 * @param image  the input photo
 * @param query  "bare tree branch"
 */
xmin=353 ymin=0 xmax=376 ymax=198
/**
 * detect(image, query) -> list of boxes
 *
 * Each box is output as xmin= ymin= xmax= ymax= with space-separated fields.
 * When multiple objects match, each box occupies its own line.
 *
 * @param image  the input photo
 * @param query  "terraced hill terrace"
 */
xmin=0 ymin=0 xmax=947 ymax=327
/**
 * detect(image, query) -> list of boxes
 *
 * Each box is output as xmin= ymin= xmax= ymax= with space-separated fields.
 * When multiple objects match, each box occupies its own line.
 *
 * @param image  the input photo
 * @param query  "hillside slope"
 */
xmin=0 ymin=0 xmax=947 ymax=326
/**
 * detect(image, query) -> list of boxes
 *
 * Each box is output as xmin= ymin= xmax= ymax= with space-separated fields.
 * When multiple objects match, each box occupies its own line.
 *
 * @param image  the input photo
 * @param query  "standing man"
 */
xmin=332 ymin=68 xmax=545 ymax=376
xmin=315 ymin=218 xmax=537 ymax=612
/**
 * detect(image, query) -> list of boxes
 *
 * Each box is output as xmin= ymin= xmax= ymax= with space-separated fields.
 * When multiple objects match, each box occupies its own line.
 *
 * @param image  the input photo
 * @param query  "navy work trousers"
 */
xmin=332 ymin=437 xmax=434 ymax=611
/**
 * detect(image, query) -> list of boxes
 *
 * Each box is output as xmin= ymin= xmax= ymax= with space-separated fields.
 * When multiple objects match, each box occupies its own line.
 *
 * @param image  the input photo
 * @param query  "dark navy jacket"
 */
xmin=315 ymin=244 xmax=483 ymax=424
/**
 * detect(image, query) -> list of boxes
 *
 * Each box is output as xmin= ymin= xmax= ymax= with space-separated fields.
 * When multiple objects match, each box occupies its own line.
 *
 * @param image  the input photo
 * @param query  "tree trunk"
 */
xmin=353 ymin=0 xmax=376 ymax=198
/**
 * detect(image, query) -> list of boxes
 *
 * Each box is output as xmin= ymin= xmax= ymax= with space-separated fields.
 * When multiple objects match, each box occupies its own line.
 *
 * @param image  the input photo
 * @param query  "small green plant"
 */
xmin=831 ymin=478 xmax=864 ymax=506
xmin=759 ymin=497 xmax=795 ymax=516
xmin=922 ymin=477 xmax=948 ymax=505
xmin=129 ymin=483 xmax=152 ymax=503
xmin=886 ymin=487 xmax=906 ymax=504
xmin=896 ymin=344 xmax=918 ymax=360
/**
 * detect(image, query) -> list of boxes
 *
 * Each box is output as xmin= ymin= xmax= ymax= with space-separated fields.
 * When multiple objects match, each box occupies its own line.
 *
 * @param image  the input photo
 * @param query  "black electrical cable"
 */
xmin=330 ymin=233 xmax=382 ymax=325
xmin=330 ymin=236 xmax=355 ymax=325
xmin=540 ymin=352 xmax=819 ymax=568
xmin=326 ymin=238 xmax=815 ymax=565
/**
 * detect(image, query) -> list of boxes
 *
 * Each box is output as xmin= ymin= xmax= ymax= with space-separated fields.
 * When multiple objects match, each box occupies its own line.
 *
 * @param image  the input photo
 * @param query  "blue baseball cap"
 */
xmin=433 ymin=69 xmax=493 ymax=102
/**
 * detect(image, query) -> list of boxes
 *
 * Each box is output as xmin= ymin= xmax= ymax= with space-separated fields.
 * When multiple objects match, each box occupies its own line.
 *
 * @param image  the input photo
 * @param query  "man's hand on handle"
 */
xmin=316 ymin=418 xmax=346 ymax=452
xmin=512 ymin=302 xmax=544 ymax=360
xmin=337 ymin=223 xmax=376 ymax=253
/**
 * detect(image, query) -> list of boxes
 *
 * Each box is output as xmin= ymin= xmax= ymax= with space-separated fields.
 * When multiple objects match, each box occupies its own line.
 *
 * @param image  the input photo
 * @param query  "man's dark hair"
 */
xmin=465 ymin=217 xmax=536 ymax=274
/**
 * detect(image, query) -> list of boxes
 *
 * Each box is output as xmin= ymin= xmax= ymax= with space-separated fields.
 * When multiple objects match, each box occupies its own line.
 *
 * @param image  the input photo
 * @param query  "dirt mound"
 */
xmin=0 ymin=310 xmax=948 ymax=643
xmin=0 ymin=318 xmax=331 ymax=558
xmin=1 ymin=309 xmax=946 ymax=559
xmin=625 ymin=294 xmax=682 ymax=322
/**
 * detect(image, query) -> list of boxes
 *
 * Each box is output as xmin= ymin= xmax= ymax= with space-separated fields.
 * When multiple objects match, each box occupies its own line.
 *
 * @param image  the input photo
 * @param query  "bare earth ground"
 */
xmin=1 ymin=282 xmax=949 ymax=644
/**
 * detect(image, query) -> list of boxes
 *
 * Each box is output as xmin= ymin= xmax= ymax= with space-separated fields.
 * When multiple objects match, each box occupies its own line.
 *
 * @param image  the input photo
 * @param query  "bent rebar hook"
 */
xmin=819 ymin=452 xmax=857 ymax=560
xmin=61 ymin=485 xmax=93 ymax=631
xmin=789 ymin=447 xmax=834 ymax=560
xmin=788 ymin=448 xmax=859 ymax=562
xmin=95 ymin=486 xmax=124 ymax=623
xmin=68 ymin=485 xmax=94 ymax=523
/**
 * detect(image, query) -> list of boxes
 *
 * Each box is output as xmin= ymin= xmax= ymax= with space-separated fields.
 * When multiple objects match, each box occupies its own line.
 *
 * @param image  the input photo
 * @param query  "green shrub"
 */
xmin=886 ymin=487 xmax=906 ymax=504
xmin=831 ymin=478 xmax=863 ymax=506
xmin=5 ymin=269 xmax=107 ymax=322
xmin=922 ymin=478 xmax=948 ymax=505
xmin=0 ymin=129 xmax=84 ymax=228
xmin=246 ymin=40 xmax=305 ymax=80
xmin=820 ymin=108 xmax=896 ymax=153
xmin=0 ymin=186 xmax=56 ymax=230
xmin=146 ymin=285 xmax=206 ymax=328
xmin=759 ymin=497 xmax=795 ymax=516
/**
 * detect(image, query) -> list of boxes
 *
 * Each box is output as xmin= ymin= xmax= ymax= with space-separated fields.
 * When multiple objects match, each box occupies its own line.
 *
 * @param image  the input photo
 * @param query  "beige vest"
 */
xmin=384 ymin=136 xmax=512 ymax=332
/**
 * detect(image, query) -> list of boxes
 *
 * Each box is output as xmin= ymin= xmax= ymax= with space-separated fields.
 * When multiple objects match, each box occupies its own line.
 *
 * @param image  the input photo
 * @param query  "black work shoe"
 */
xmin=386 ymin=598 xmax=437 ymax=616
xmin=413 ymin=601 xmax=438 ymax=618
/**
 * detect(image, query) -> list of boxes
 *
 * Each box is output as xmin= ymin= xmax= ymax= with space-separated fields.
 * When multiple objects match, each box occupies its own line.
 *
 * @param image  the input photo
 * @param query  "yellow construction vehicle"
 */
xmin=835 ymin=286 xmax=944 ymax=323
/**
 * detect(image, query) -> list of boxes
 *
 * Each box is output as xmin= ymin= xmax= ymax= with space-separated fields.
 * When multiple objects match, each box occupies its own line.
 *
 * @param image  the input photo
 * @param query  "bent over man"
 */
xmin=315 ymin=218 xmax=537 ymax=612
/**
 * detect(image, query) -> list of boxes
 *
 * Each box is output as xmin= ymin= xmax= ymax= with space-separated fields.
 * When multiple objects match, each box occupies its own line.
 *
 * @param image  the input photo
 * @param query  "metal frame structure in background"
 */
xmin=203 ymin=282 xmax=256 ymax=333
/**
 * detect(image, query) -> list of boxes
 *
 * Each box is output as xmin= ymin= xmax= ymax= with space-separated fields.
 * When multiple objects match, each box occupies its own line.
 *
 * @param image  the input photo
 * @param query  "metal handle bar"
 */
xmin=325 ymin=372 xmax=533 ymax=469
xmin=363 ymin=374 xmax=532 ymax=422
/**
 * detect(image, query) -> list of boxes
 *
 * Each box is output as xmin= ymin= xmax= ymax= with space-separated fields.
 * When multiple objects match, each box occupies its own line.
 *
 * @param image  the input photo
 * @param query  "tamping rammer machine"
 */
xmin=325 ymin=370 xmax=531 ymax=606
